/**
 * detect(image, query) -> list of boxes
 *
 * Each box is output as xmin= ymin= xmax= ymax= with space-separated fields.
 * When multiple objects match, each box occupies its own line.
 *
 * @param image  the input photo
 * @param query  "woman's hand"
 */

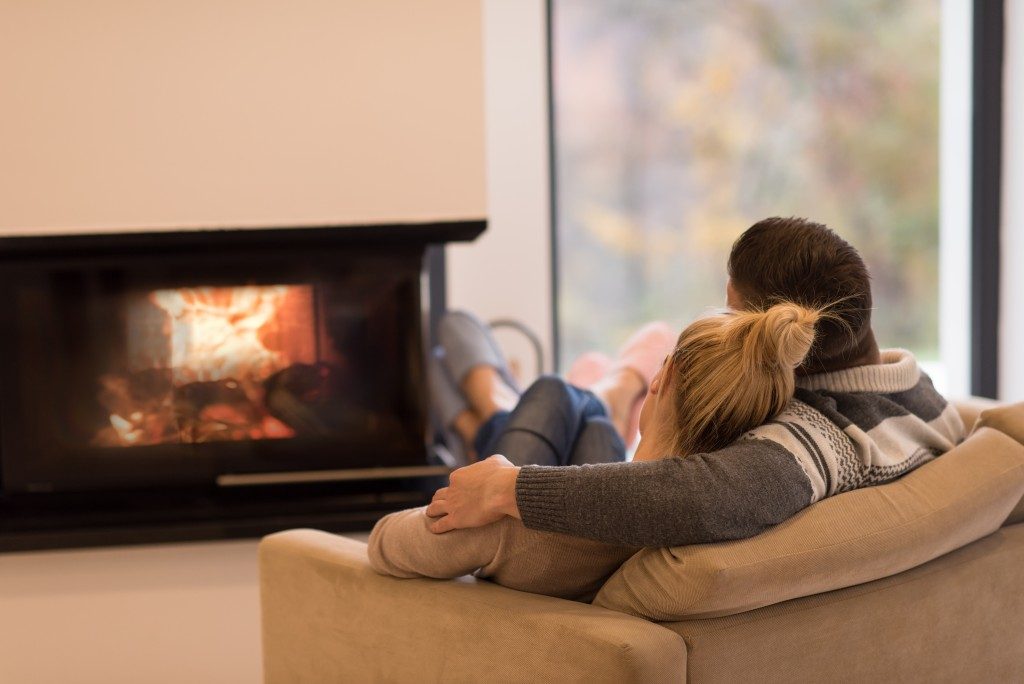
xmin=426 ymin=455 xmax=522 ymax=533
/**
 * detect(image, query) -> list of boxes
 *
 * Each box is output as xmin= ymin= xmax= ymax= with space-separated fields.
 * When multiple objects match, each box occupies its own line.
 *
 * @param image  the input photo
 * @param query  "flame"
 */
xmin=109 ymin=413 xmax=142 ymax=444
xmin=93 ymin=284 xmax=314 ymax=446
xmin=149 ymin=285 xmax=290 ymax=384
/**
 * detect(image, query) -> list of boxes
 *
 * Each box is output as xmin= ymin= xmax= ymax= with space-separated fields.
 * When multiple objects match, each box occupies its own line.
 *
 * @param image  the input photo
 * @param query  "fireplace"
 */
xmin=0 ymin=221 xmax=483 ymax=549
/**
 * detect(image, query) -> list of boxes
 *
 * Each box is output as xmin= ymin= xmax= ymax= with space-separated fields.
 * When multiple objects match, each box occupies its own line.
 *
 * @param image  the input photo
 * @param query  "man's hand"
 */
xmin=426 ymin=455 xmax=521 ymax=534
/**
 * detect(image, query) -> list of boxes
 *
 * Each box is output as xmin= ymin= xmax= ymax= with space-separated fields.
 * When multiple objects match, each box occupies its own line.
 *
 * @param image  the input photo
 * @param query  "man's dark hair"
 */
xmin=727 ymin=217 xmax=873 ymax=371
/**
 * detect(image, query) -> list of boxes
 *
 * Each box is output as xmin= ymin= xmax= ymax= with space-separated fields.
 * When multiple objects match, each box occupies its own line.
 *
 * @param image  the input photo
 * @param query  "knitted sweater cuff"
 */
xmin=515 ymin=466 xmax=570 ymax=535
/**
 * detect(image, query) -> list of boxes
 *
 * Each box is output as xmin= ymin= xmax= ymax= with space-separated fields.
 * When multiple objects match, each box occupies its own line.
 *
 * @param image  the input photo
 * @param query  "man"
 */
xmin=426 ymin=217 xmax=965 ymax=547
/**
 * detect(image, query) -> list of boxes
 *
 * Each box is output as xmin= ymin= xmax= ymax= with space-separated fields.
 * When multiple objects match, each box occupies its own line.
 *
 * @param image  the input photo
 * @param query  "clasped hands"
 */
xmin=426 ymin=454 xmax=522 ymax=533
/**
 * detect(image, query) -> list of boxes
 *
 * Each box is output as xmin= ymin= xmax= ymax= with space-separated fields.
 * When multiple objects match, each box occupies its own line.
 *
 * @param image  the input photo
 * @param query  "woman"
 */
xmin=429 ymin=310 xmax=676 ymax=467
xmin=369 ymin=302 xmax=822 ymax=602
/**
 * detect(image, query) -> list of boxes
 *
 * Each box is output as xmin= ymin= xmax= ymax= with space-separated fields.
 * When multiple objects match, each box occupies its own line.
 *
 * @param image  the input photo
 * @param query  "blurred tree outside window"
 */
xmin=552 ymin=0 xmax=946 ymax=382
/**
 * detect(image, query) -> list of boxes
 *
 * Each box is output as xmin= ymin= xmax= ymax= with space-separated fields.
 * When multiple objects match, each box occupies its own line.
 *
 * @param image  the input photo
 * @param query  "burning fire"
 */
xmin=93 ymin=284 xmax=317 ymax=447
xmin=150 ymin=285 xmax=292 ymax=384
xmin=109 ymin=412 xmax=144 ymax=445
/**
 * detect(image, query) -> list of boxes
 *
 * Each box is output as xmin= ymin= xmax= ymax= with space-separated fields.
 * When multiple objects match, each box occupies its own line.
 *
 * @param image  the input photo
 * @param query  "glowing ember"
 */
xmin=109 ymin=413 xmax=142 ymax=444
xmin=149 ymin=285 xmax=291 ymax=384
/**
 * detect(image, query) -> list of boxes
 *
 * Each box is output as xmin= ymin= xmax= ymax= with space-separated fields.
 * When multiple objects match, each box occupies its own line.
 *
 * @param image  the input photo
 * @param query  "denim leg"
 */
xmin=478 ymin=375 xmax=620 ymax=467
xmin=473 ymin=410 xmax=511 ymax=458
xmin=567 ymin=417 xmax=627 ymax=465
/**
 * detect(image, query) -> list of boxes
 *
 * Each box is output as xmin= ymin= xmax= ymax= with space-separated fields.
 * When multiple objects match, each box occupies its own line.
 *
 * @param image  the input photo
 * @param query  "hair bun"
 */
xmin=750 ymin=303 xmax=820 ymax=369
xmin=767 ymin=303 xmax=820 ymax=368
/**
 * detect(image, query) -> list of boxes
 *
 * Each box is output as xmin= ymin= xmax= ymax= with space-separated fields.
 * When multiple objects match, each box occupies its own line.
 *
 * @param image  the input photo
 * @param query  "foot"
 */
xmin=427 ymin=348 xmax=474 ymax=464
xmin=566 ymin=351 xmax=612 ymax=389
xmin=601 ymin=321 xmax=677 ymax=444
xmin=438 ymin=311 xmax=521 ymax=394
xmin=611 ymin=321 xmax=676 ymax=388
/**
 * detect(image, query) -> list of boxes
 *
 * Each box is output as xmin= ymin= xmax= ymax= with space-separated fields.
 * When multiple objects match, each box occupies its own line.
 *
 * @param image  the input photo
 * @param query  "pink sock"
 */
xmin=612 ymin=322 xmax=676 ymax=388
xmin=566 ymin=352 xmax=612 ymax=389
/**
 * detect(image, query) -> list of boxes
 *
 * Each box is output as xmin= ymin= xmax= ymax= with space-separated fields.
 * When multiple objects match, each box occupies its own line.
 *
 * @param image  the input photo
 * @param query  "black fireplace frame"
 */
xmin=0 ymin=219 xmax=484 ymax=551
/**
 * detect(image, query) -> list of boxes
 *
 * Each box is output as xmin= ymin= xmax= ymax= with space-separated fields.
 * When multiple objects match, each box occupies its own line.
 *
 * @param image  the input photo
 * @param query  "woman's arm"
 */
xmin=367 ymin=506 xmax=503 ymax=579
xmin=371 ymin=505 xmax=640 ymax=601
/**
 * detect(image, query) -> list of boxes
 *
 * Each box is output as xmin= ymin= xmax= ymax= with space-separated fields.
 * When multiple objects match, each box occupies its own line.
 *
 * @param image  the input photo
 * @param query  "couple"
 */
xmin=368 ymin=217 xmax=966 ymax=601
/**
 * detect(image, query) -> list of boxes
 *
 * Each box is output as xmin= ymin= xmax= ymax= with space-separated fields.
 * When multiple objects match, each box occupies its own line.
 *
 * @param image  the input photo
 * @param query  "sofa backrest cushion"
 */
xmin=593 ymin=426 xmax=1024 ymax=621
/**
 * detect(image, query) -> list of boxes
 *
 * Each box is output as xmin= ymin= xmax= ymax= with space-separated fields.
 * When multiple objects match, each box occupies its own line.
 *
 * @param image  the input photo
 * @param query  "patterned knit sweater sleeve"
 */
xmin=516 ymin=349 xmax=965 ymax=548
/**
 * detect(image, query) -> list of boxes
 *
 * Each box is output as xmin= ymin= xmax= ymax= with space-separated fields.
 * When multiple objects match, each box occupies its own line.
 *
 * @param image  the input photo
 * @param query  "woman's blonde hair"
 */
xmin=661 ymin=302 xmax=822 ymax=456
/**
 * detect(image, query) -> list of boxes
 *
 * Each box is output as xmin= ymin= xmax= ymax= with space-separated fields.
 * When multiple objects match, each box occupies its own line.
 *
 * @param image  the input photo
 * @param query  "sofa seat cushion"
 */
xmin=593 ymin=426 xmax=1024 ymax=621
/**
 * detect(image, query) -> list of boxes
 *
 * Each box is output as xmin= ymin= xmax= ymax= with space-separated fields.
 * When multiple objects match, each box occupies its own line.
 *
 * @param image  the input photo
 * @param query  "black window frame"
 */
xmin=971 ymin=0 xmax=1004 ymax=398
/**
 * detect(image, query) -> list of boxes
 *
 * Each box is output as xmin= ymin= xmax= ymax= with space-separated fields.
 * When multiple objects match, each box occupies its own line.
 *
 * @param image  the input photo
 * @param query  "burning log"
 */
xmin=264 ymin=363 xmax=338 ymax=437
xmin=92 ymin=373 xmax=298 ymax=446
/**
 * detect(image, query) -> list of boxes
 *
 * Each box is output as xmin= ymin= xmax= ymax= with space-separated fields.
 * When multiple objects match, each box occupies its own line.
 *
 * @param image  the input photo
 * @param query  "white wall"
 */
xmin=0 ymin=0 xmax=484 ymax=232
xmin=1000 ymin=1 xmax=1024 ymax=402
xmin=448 ymin=0 xmax=553 ymax=375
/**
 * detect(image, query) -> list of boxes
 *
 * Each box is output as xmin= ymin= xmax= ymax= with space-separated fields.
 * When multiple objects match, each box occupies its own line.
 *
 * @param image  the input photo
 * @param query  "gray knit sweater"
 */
xmin=515 ymin=349 xmax=966 ymax=547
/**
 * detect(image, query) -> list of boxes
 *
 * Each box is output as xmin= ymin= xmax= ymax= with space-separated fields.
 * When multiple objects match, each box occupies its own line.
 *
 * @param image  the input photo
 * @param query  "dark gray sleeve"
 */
xmin=515 ymin=440 xmax=813 ymax=547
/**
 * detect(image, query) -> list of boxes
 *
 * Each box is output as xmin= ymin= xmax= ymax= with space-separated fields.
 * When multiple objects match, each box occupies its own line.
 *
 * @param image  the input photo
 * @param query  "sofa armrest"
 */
xmin=952 ymin=396 xmax=1001 ymax=432
xmin=259 ymin=529 xmax=686 ymax=684
xmin=952 ymin=399 xmax=1024 ymax=526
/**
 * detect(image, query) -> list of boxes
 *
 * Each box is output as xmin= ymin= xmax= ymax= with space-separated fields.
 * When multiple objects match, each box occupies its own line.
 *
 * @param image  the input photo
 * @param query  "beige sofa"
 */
xmin=260 ymin=401 xmax=1024 ymax=683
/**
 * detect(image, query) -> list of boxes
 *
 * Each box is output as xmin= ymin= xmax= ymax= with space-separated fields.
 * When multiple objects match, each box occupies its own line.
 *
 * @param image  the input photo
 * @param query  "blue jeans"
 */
xmin=473 ymin=376 xmax=627 ymax=467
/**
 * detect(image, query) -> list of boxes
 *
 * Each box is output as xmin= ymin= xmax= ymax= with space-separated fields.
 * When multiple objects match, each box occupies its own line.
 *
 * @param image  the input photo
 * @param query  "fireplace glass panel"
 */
xmin=95 ymin=284 xmax=317 ymax=447
xmin=0 ymin=252 xmax=428 ymax=493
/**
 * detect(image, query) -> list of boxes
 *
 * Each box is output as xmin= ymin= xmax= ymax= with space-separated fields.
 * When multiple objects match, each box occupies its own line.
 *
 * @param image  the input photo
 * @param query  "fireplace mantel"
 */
xmin=0 ymin=220 xmax=486 ymax=257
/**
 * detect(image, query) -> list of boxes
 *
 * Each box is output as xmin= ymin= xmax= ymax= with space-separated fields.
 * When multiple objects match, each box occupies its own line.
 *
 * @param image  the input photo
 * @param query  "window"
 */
xmin=551 ymin=0 xmax=971 ymax=392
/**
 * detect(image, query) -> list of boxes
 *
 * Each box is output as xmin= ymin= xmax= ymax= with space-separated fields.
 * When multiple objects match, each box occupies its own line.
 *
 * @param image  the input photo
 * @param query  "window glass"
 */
xmin=553 ymin=0 xmax=944 ymax=377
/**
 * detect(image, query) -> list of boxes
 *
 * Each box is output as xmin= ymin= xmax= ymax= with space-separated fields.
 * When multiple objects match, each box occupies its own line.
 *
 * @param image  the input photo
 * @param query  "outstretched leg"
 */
xmin=474 ymin=376 xmax=620 ymax=467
